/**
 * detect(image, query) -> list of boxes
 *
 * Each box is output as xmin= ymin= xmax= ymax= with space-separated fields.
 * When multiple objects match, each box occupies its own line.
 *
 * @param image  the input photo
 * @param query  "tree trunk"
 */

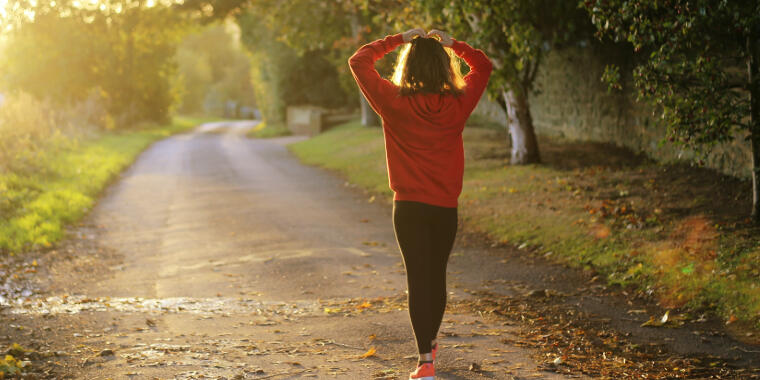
xmin=359 ymin=91 xmax=380 ymax=127
xmin=749 ymin=32 xmax=760 ymax=222
xmin=503 ymin=89 xmax=540 ymax=164
xmin=349 ymin=12 xmax=381 ymax=128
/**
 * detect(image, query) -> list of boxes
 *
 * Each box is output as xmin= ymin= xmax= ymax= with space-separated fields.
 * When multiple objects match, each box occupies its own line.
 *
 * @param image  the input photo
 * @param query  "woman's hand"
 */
xmin=402 ymin=28 xmax=426 ymax=42
xmin=427 ymin=29 xmax=453 ymax=47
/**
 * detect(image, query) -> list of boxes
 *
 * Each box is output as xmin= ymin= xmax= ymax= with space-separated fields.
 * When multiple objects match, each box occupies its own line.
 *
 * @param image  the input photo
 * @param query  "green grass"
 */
xmin=246 ymin=121 xmax=292 ymax=138
xmin=0 ymin=116 xmax=217 ymax=254
xmin=290 ymin=119 xmax=760 ymax=332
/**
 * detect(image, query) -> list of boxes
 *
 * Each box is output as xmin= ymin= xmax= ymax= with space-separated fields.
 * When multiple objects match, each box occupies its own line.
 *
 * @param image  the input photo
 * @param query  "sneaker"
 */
xmin=409 ymin=362 xmax=435 ymax=380
xmin=431 ymin=342 xmax=438 ymax=360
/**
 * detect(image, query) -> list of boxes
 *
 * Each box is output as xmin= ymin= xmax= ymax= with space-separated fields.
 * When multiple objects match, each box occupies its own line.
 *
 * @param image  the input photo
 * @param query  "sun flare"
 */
xmin=0 ymin=0 xmax=8 ymax=21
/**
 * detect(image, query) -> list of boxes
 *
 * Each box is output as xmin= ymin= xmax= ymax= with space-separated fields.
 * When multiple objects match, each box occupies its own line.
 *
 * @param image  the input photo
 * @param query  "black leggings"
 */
xmin=392 ymin=200 xmax=458 ymax=355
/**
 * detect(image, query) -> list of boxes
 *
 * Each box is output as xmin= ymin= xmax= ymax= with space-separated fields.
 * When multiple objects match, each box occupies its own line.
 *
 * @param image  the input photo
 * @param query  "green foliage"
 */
xmin=0 ymin=93 xmax=76 ymax=175
xmin=233 ymin=0 xmax=450 ymax=130
xmin=0 ymin=344 xmax=29 ymax=376
xmin=237 ymin=15 xmax=293 ymax=124
xmin=236 ymin=10 xmax=350 ymax=123
xmin=0 ymin=116 xmax=208 ymax=254
xmin=0 ymin=353 xmax=27 ymax=377
xmin=584 ymin=0 xmax=760 ymax=152
xmin=247 ymin=0 xmax=354 ymax=53
xmin=0 ymin=12 xmax=94 ymax=102
xmin=176 ymin=23 xmax=256 ymax=116
xmin=417 ymin=0 xmax=593 ymax=98
xmin=285 ymin=51 xmax=350 ymax=108
xmin=1 ymin=0 xmax=187 ymax=127
xmin=236 ymin=0 xmax=436 ymax=121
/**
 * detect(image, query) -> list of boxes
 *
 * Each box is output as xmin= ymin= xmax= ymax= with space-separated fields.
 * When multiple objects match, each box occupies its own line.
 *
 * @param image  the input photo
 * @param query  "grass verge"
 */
xmin=289 ymin=119 xmax=760 ymax=336
xmin=0 ymin=116 xmax=218 ymax=254
xmin=246 ymin=121 xmax=292 ymax=138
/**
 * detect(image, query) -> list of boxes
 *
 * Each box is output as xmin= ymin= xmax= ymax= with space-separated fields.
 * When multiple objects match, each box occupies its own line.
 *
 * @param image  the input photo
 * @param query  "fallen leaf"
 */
xmin=660 ymin=310 xmax=670 ymax=324
xmin=640 ymin=317 xmax=657 ymax=327
xmin=359 ymin=347 xmax=376 ymax=358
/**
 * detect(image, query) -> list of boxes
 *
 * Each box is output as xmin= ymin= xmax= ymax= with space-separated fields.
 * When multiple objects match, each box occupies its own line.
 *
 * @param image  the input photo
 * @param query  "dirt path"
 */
xmin=2 ymin=121 xmax=759 ymax=379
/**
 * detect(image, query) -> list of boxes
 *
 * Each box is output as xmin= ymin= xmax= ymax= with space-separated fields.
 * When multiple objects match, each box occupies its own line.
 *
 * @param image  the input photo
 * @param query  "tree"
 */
xmin=176 ymin=24 xmax=256 ymax=115
xmin=235 ymin=13 xmax=293 ymax=125
xmin=238 ymin=0 xmax=382 ymax=126
xmin=1 ymin=0 xmax=186 ymax=127
xmin=0 ymin=13 xmax=92 ymax=103
xmin=181 ymin=0 xmax=417 ymax=127
xmin=419 ymin=0 xmax=592 ymax=164
xmin=584 ymin=0 xmax=760 ymax=221
xmin=96 ymin=3 xmax=186 ymax=125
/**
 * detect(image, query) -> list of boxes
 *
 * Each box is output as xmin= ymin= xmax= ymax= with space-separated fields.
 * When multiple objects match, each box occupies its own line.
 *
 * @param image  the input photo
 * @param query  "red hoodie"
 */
xmin=349 ymin=34 xmax=492 ymax=208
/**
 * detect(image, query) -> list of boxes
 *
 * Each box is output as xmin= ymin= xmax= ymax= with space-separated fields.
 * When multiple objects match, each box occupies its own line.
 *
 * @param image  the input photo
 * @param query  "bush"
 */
xmin=0 ymin=93 xmax=70 ymax=174
xmin=0 ymin=91 xmax=111 ymax=174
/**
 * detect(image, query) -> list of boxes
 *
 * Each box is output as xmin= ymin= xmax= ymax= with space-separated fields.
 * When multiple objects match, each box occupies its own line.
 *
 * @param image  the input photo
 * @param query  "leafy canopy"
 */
xmin=584 ymin=0 xmax=760 ymax=151
xmin=417 ymin=0 xmax=592 ymax=97
xmin=1 ymin=0 xmax=187 ymax=126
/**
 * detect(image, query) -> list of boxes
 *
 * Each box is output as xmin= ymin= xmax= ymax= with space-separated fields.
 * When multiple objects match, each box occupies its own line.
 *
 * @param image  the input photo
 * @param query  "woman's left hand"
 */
xmin=402 ymin=28 xmax=426 ymax=42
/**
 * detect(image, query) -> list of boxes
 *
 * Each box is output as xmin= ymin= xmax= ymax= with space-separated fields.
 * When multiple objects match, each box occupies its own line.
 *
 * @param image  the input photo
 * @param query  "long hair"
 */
xmin=391 ymin=37 xmax=465 ymax=96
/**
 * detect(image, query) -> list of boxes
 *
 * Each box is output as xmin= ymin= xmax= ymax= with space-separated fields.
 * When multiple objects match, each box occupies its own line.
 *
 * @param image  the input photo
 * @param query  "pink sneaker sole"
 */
xmin=409 ymin=362 xmax=435 ymax=379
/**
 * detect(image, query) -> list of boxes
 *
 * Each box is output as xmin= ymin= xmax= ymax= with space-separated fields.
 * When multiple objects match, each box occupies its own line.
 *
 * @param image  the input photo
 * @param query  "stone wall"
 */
xmin=472 ymin=44 xmax=752 ymax=178
xmin=287 ymin=106 xmax=323 ymax=136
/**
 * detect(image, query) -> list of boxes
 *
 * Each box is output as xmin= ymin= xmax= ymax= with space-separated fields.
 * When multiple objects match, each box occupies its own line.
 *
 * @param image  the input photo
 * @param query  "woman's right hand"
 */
xmin=427 ymin=29 xmax=453 ymax=47
xmin=402 ymin=28 xmax=426 ymax=42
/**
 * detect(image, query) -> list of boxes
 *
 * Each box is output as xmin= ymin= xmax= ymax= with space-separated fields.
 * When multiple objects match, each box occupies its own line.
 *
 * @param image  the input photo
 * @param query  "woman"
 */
xmin=349 ymin=28 xmax=492 ymax=380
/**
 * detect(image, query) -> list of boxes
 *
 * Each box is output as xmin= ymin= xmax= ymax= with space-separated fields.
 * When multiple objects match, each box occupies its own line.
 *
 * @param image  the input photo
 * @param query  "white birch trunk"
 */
xmin=504 ymin=89 xmax=541 ymax=164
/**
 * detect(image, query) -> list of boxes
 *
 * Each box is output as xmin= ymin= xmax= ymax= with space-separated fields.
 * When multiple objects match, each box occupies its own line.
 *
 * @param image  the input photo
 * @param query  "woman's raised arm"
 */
xmin=447 ymin=35 xmax=493 ymax=114
xmin=348 ymin=29 xmax=425 ymax=115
